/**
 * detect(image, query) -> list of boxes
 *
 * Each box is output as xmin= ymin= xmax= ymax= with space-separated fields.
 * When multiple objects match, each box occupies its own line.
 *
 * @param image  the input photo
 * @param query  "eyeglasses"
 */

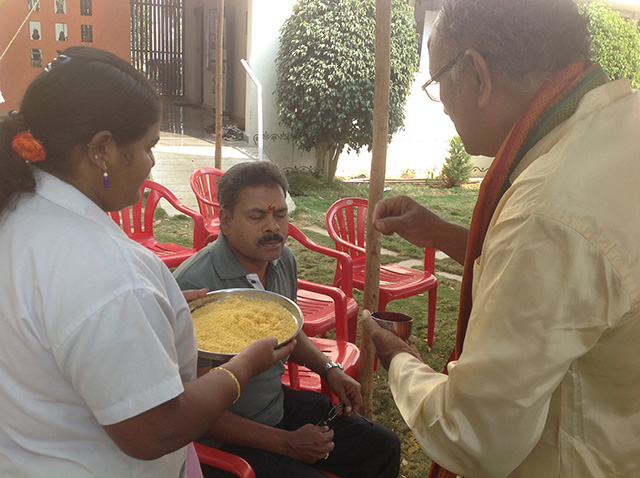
xmin=421 ymin=54 xmax=463 ymax=102
xmin=316 ymin=402 xmax=344 ymax=429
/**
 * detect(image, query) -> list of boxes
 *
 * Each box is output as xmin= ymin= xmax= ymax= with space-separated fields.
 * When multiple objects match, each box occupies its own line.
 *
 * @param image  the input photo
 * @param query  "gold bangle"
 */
xmin=211 ymin=366 xmax=241 ymax=404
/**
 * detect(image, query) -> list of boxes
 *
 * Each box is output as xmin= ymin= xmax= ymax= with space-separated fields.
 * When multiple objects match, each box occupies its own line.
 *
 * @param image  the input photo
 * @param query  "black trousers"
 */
xmin=202 ymin=386 xmax=401 ymax=478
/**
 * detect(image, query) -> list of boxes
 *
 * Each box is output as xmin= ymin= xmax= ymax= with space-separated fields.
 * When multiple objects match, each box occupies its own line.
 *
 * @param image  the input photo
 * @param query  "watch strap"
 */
xmin=320 ymin=361 xmax=344 ymax=381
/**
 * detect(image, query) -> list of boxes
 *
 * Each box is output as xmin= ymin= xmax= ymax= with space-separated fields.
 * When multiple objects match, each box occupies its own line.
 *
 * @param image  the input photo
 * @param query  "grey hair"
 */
xmin=433 ymin=0 xmax=592 ymax=78
xmin=217 ymin=161 xmax=289 ymax=212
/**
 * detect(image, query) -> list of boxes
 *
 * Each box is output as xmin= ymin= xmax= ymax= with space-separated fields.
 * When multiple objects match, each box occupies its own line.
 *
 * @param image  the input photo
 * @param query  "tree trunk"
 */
xmin=315 ymin=145 xmax=327 ymax=176
xmin=315 ymin=144 xmax=340 ymax=182
xmin=327 ymin=146 xmax=341 ymax=182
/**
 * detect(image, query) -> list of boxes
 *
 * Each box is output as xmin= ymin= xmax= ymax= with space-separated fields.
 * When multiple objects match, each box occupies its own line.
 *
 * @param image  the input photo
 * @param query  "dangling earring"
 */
xmin=101 ymin=158 xmax=111 ymax=188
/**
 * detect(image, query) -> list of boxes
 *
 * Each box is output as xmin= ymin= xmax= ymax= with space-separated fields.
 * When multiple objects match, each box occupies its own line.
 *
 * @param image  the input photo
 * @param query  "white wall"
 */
xmin=245 ymin=0 xmax=316 ymax=169
xmin=181 ymin=0 xmax=466 ymax=176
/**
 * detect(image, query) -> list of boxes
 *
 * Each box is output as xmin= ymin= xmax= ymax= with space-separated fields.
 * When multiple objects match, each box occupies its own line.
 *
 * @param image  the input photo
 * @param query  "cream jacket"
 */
xmin=389 ymin=79 xmax=640 ymax=477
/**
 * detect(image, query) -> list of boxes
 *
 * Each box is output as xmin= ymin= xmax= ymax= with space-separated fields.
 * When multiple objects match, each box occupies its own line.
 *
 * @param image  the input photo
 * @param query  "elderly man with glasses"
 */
xmin=363 ymin=0 xmax=640 ymax=477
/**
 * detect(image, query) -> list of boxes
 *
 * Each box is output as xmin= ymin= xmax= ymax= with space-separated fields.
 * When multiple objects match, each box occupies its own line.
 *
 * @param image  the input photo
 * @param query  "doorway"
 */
xmin=130 ymin=0 xmax=184 ymax=96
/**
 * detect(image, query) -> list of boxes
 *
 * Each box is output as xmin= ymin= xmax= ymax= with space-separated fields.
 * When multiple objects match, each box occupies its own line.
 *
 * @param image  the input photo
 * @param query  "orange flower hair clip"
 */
xmin=12 ymin=131 xmax=46 ymax=163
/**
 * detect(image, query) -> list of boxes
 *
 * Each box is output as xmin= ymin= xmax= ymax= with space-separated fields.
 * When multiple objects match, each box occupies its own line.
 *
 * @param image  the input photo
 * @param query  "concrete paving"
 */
xmin=151 ymin=131 xmax=262 ymax=213
xmin=152 ymin=99 xmax=302 ymax=215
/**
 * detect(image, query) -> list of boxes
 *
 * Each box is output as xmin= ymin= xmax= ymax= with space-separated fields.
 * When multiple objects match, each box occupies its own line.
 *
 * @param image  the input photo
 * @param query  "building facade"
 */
xmin=0 ymin=0 xmax=131 ymax=113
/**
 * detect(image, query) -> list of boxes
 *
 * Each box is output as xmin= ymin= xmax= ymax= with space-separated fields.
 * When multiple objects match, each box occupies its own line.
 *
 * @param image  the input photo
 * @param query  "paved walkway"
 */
xmin=151 ymin=131 xmax=262 ymax=213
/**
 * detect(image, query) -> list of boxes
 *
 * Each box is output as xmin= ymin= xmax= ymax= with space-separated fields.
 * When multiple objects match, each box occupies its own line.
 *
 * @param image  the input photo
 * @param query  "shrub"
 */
xmin=439 ymin=135 xmax=473 ymax=188
xmin=580 ymin=2 xmax=640 ymax=89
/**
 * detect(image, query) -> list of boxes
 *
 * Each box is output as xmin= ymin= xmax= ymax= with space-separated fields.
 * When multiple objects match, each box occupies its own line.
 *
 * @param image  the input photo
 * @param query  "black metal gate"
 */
xmin=130 ymin=0 xmax=184 ymax=96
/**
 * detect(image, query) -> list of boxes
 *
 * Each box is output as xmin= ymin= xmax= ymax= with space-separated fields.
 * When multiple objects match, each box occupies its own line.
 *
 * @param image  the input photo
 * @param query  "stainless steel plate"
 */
xmin=188 ymin=288 xmax=303 ymax=362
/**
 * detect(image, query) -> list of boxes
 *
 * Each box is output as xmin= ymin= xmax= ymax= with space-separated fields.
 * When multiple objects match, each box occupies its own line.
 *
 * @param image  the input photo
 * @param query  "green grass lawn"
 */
xmin=155 ymin=171 xmax=479 ymax=478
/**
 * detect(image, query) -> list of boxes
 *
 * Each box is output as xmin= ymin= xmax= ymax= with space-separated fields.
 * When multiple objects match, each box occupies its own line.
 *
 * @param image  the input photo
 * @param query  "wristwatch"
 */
xmin=320 ymin=361 xmax=344 ymax=381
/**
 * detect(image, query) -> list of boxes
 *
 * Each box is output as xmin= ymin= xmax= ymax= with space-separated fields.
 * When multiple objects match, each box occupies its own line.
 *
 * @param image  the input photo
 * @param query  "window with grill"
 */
xmin=80 ymin=0 xmax=92 ymax=16
xmin=31 ymin=48 xmax=42 ymax=67
xmin=56 ymin=23 xmax=68 ymax=41
xmin=81 ymin=25 xmax=93 ymax=43
xmin=30 ymin=21 xmax=41 ymax=40
xmin=55 ymin=0 xmax=66 ymax=14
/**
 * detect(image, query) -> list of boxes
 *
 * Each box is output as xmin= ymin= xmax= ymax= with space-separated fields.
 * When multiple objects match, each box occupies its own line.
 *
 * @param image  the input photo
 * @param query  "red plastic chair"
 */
xmin=108 ymin=180 xmax=207 ymax=268
xmin=283 ymin=275 xmax=360 ymax=402
xmin=195 ymin=441 xmax=342 ymax=477
xmin=325 ymin=197 xmax=438 ymax=346
xmin=193 ymin=442 xmax=256 ymax=478
xmin=288 ymin=224 xmax=359 ymax=343
xmin=284 ymin=335 xmax=360 ymax=404
xmin=190 ymin=167 xmax=225 ymax=244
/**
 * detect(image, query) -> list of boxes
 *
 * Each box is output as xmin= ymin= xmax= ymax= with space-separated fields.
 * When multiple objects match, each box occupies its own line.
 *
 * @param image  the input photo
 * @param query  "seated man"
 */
xmin=174 ymin=161 xmax=400 ymax=478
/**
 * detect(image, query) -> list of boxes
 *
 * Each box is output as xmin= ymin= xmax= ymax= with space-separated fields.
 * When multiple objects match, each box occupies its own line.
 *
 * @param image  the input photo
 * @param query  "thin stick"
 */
xmin=360 ymin=0 xmax=392 ymax=419
xmin=214 ymin=0 xmax=224 ymax=169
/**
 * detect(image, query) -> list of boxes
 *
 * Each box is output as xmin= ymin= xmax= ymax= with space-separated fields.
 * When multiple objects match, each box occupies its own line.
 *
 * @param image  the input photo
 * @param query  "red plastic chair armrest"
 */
xmin=297 ymin=279 xmax=350 ymax=342
xmin=143 ymin=180 xmax=207 ymax=250
xmin=193 ymin=442 xmax=256 ymax=478
xmin=287 ymin=224 xmax=354 ymax=296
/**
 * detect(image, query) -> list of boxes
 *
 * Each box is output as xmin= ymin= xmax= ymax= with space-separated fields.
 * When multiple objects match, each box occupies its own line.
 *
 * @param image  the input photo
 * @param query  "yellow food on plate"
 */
xmin=192 ymin=296 xmax=298 ymax=353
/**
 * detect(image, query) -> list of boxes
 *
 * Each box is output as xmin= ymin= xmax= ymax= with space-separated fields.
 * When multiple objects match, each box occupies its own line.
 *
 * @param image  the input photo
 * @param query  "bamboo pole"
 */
xmin=214 ymin=0 xmax=224 ymax=169
xmin=360 ymin=0 xmax=392 ymax=419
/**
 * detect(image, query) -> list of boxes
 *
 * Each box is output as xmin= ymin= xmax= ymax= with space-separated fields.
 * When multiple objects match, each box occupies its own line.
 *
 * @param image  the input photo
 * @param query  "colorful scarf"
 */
xmin=429 ymin=61 xmax=609 ymax=478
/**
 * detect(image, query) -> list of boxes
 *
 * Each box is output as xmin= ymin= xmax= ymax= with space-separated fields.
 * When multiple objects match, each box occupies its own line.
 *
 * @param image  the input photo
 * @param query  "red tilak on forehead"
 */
xmin=268 ymin=204 xmax=275 ymax=211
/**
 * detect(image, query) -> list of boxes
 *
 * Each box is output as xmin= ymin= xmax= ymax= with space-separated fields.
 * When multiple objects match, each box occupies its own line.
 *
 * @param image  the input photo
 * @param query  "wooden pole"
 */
xmin=214 ymin=0 xmax=224 ymax=169
xmin=360 ymin=0 xmax=392 ymax=419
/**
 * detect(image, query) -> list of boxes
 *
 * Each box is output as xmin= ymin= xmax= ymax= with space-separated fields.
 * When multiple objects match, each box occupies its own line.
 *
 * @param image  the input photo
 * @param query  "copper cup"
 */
xmin=371 ymin=311 xmax=413 ymax=343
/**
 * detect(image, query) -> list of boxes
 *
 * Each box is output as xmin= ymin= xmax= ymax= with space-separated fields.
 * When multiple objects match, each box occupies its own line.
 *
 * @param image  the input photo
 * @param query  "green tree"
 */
xmin=275 ymin=0 xmax=419 ymax=182
xmin=580 ymin=1 xmax=640 ymax=88
xmin=440 ymin=135 xmax=473 ymax=188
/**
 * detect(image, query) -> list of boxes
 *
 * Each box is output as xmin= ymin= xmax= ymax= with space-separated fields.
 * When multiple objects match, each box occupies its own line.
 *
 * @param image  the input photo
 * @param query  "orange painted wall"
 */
xmin=0 ymin=0 xmax=131 ymax=113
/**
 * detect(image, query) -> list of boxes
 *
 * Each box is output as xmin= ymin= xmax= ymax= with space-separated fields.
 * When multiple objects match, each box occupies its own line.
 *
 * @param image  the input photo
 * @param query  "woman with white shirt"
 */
xmin=0 ymin=46 xmax=294 ymax=477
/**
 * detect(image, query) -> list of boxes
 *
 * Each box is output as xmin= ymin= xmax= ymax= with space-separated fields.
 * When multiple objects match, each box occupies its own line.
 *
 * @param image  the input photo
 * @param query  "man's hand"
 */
xmin=362 ymin=310 xmax=425 ymax=370
xmin=281 ymin=424 xmax=335 ymax=463
xmin=373 ymin=195 xmax=442 ymax=248
xmin=325 ymin=369 xmax=362 ymax=415
xmin=373 ymin=194 xmax=470 ymax=265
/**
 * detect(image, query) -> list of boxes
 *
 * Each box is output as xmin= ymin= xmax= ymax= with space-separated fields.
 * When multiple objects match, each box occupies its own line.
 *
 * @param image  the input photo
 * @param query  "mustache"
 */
xmin=257 ymin=233 xmax=285 ymax=245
